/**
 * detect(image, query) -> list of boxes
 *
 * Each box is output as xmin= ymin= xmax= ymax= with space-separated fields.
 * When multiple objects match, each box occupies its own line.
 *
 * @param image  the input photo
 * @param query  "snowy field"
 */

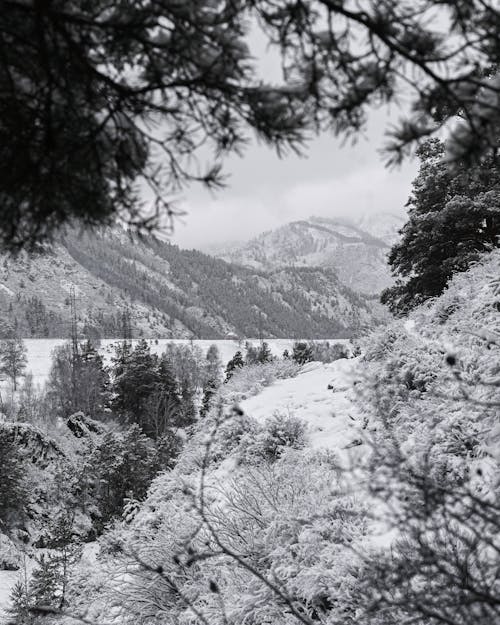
xmin=0 ymin=570 xmax=17 ymax=623
xmin=22 ymin=338 xmax=351 ymax=389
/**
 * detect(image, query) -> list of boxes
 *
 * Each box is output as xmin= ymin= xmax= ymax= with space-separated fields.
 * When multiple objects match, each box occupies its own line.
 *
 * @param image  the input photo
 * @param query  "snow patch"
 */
xmin=240 ymin=358 xmax=363 ymax=453
xmin=0 ymin=284 xmax=14 ymax=297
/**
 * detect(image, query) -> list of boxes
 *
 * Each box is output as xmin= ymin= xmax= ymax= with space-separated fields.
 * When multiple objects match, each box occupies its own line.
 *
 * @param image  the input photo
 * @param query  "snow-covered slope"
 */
xmin=211 ymin=215 xmax=402 ymax=294
xmin=240 ymin=358 xmax=363 ymax=452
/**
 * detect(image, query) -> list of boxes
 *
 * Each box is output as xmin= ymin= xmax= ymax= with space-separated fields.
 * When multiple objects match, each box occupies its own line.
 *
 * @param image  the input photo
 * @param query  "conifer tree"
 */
xmin=200 ymin=379 xmax=218 ymax=419
xmin=7 ymin=580 xmax=33 ymax=625
xmin=179 ymin=382 xmax=197 ymax=427
xmin=200 ymin=345 xmax=222 ymax=418
xmin=292 ymin=342 xmax=314 ymax=365
xmin=90 ymin=425 xmax=158 ymax=525
xmin=0 ymin=428 xmax=27 ymax=524
xmin=111 ymin=339 xmax=159 ymax=429
xmin=225 ymin=351 xmax=244 ymax=381
xmin=205 ymin=344 xmax=222 ymax=384
xmin=382 ymin=139 xmax=500 ymax=314
xmin=3 ymin=2 xmax=500 ymax=249
xmin=257 ymin=342 xmax=273 ymax=364
xmin=144 ymin=355 xmax=182 ymax=437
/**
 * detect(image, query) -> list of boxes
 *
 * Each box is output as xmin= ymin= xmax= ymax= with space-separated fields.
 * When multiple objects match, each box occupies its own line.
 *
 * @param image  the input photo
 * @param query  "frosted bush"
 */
xmin=73 ymin=449 xmax=367 ymax=625
xmin=220 ymin=359 xmax=301 ymax=405
xmin=239 ymin=412 xmax=308 ymax=462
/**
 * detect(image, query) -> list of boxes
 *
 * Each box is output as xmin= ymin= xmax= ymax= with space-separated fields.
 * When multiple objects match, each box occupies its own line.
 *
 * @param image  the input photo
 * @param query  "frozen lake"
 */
xmin=21 ymin=338 xmax=351 ymax=389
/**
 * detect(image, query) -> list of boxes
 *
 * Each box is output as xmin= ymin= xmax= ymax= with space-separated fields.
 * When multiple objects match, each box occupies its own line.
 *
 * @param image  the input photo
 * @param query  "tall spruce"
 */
xmin=382 ymin=139 xmax=500 ymax=314
xmin=111 ymin=339 xmax=160 ymax=430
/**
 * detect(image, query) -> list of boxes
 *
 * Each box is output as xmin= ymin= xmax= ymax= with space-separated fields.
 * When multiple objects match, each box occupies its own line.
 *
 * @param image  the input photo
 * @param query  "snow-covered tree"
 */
xmin=0 ymin=336 xmax=27 ymax=392
xmin=292 ymin=341 xmax=314 ymax=365
xmin=382 ymin=139 xmax=500 ymax=314
xmin=225 ymin=350 xmax=244 ymax=381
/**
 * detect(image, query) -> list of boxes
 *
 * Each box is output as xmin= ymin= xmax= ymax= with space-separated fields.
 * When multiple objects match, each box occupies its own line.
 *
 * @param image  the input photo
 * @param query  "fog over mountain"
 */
xmin=209 ymin=213 xmax=404 ymax=295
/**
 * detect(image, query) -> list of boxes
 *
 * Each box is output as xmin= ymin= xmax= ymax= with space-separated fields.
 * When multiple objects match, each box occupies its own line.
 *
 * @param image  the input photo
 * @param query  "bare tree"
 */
xmin=0 ymin=336 xmax=27 ymax=392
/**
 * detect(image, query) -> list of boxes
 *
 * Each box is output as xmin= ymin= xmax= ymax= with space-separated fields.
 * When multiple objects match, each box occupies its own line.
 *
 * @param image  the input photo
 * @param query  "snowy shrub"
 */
xmin=353 ymin=250 xmax=500 ymax=625
xmin=240 ymin=412 xmax=308 ymax=462
xmin=71 ymin=450 xmax=367 ymax=625
xmin=292 ymin=340 xmax=349 ymax=365
xmin=310 ymin=340 xmax=349 ymax=363
xmin=0 ymin=532 xmax=21 ymax=570
xmin=220 ymin=359 xmax=300 ymax=404
xmin=207 ymin=411 xmax=260 ymax=464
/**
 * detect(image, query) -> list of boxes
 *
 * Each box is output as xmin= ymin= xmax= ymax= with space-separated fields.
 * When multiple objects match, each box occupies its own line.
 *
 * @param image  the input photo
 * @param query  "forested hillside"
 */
xmin=0 ymin=229 xmax=381 ymax=340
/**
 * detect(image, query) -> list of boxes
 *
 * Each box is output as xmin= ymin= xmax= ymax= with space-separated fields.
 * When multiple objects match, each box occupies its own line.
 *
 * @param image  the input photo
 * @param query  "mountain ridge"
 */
xmin=0 ymin=228 xmax=384 ymax=340
xmin=209 ymin=214 xmax=403 ymax=294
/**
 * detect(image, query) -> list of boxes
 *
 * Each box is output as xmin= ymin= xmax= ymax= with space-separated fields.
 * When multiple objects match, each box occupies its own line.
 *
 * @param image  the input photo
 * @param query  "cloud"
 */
xmin=171 ymin=159 xmax=416 ymax=249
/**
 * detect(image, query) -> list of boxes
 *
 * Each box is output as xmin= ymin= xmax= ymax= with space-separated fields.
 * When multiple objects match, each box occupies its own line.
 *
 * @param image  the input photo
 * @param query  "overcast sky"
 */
xmin=168 ymin=27 xmax=419 ymax=250
xmin=170 ymin=112 xmax=417 ymax=250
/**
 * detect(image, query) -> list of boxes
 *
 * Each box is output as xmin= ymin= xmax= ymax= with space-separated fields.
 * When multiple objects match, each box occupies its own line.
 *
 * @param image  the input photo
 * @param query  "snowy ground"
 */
xmin=20 ymin=338 xmax=351 ymax=390
xmin=0 ymin=570 xmax=18 ymax=623
xmin=0 ymin=349 xmax=359 ymax=620
xmin=240 ymin=357 xmax=364 ymax=454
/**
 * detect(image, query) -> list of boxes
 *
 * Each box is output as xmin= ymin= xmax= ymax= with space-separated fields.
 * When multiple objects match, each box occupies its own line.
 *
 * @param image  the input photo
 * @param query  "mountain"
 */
xmin=0 ymin=229 xmax=384 ymax=340
xmin=211 ymin=215 xmax=404 ymax=294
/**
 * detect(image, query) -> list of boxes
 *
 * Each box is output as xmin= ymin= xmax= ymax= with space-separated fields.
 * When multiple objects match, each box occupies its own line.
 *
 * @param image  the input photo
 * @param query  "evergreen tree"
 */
xmin=144 ymin=356 xmax=182 ymax=437
xmin=90 ymin=425 xmax=158 ymax=526
xmin=3 ymin=3 xmax=500 ymax=249
xmin=382 ymin=139 xmax=500 ymax=314
xmin=0 ymin=428 xmax=27 ymax=524
xmin=200 ymin=379 xmax=218 ymax=418
xmin=42 ymin=513 xmax=82 ymax=609
xmin=292 ymin=341 xmax=314 ymax=365
xmin=0 ymin=337 xmax=27 ymax=391
xmin=30 ymin=554 xmax=60 ymax=610
xmin=204 ymin=344 xmax=222 ymax=384
xmin=178 ymin=382 xmax=197 ymax=427
xmin=257 ymin=342 xmax=273 ymax=364
xmin=200 ymin=345 xmax=222 ymax=418
xmin=111 ymin=339 xmax=160 ymax=430
xmin=7 ymin=580 xmax=33 ymax=625
xmin=225 ymin=351 xmax=244 ymax=381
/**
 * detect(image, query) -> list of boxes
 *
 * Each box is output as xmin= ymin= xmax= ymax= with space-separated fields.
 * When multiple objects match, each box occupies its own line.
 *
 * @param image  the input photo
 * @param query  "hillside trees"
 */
xmin=0 ymin=336 xmax=27 ymax=391
xmin=110 ymin=340 xmax=209 ymax=435
xmin=111 ymin=339 xmax=160 ymax=429
xmin=4 ymin=2 xmax=500 ymax=249
xmin=382 ymin=139 xmax=500 ymax=314
xmin=89 ymin=425 xmax=161 ymax=527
